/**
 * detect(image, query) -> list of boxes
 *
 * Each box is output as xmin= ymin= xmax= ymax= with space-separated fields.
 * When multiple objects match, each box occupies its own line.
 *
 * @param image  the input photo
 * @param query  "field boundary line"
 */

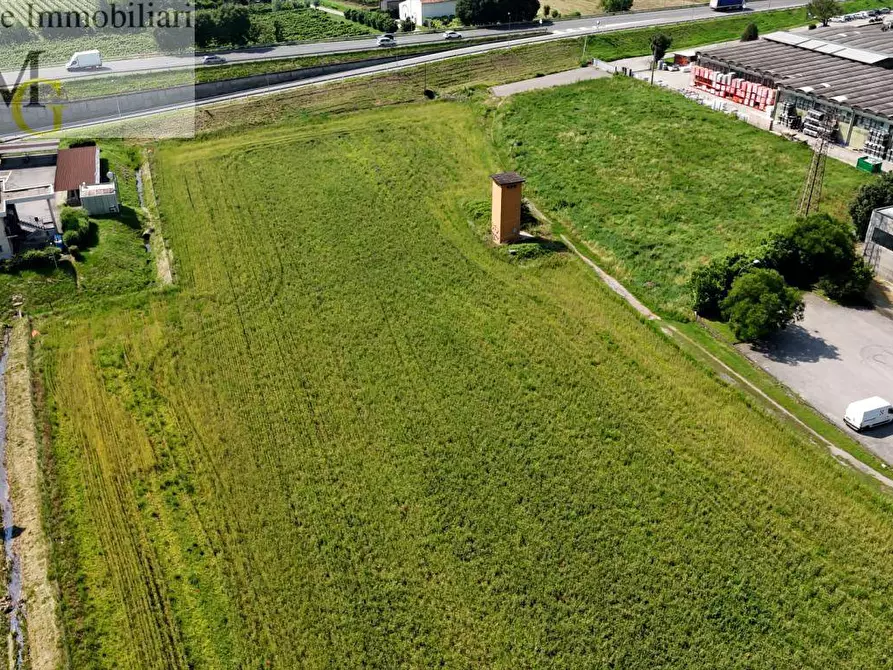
xmin=541 ymin=210 xmax=893 ymax=491
xmin=140 ymin=150 xmax=174 ymax=286
xmin=5 ymin=319 xmax=62 ymax=670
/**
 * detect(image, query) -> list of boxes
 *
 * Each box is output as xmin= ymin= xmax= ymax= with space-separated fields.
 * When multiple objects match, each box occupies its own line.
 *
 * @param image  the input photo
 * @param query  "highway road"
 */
xmin=4 ymin=0 xmax=810 ymax=83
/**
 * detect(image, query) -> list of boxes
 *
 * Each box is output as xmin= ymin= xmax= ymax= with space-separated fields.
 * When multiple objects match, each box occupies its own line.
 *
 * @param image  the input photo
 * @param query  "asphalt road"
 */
xmin=5 ymin=0 xmax=809 ymax=83
xmin=741 ymin=293 xmax=893 ymax=466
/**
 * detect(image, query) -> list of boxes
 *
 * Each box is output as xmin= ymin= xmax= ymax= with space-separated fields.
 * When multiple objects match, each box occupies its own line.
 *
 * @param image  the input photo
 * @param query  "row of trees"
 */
xmin=343 ymin=8 xmax=399 ymax=33
xmin=455 ymin=0 xmax=540 ymax=26
xmin=690 ymin=215 xmax=873 ymax=341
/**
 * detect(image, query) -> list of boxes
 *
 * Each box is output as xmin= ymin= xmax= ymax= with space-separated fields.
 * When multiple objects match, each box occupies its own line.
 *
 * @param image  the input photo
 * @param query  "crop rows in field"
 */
xmin=251 ymin=8 xmax=375 ymax=42
xmin=36 ymin=103 xmax=893 ymax=668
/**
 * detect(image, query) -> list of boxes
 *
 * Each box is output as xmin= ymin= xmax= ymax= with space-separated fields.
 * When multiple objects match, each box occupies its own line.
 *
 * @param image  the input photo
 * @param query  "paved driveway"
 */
xmin=741 ymin=293 xmax=893 ymax=465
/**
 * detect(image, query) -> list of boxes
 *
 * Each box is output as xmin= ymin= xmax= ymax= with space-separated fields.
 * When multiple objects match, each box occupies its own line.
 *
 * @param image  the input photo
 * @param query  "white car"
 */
xmin=377 ymin=36 xmax=396 ymax=47
xmin=202 ymin=55 xmax=227 ymax=65
xmin=443 ymin=31 xmax=463 ymax=40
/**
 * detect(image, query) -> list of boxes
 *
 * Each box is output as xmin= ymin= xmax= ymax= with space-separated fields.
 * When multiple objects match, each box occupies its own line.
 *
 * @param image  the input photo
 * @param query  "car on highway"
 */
xmin=202 ymin=55 xmax=227 ymax=65
xmin=443 ymin=31 xmax=463 ymax=40
xmin=377 ymin=35 xmax=396 ymax=47
xmin=66 ymin=49 xmax=102 ymax=71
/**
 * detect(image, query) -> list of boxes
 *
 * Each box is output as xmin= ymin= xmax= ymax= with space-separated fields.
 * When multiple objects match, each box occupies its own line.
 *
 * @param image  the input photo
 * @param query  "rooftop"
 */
xmin=491 ymin=171 xmax=526 ymax=186
xmin=700 ymin=39 xmax=893 ymax=119
xmin=764 ymin=25 xmax=893 ymax=65
xmin=54 ymin=145 xmax=100 ymax=192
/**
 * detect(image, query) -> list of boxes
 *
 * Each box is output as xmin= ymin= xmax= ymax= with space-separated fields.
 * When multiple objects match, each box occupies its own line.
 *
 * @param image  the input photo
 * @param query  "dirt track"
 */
xmin=5 ymin=320 xmax=61 ymax=670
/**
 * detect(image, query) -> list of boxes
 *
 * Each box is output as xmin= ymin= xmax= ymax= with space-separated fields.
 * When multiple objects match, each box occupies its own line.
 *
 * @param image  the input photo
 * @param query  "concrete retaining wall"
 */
xmin=1 ymin=54 xmax=399 ymax=136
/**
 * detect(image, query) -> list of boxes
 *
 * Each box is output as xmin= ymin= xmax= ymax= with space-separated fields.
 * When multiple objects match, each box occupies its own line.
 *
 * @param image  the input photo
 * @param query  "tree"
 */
xmin=273 ymin=19 xmax=285 ymax=42
xmin=649 ymin=31 xmax=671 ymax=84
xmin=721 ymin=269 xmax=804 ymax=342
xmin=817 ymin=257 xmax=873 ymax=304
xmin=217 ymin=3 xmax=254 ymax=46
xmin=689 ymin=252 xmax=754 ymax=318
xmin=741 ymin=22 xmax=758 ymax=41
xmin=807 ymin=0 xmax=841 ymax=26
xmin=760 ymin=214 xmax=855 ymax=289
xmin=849 ymin=170 xmax=893 ymax=240
xmin=603 ymin=0 xmax=633 ymax=12
xmin=401 ymin=16 xmax=415 ymax=31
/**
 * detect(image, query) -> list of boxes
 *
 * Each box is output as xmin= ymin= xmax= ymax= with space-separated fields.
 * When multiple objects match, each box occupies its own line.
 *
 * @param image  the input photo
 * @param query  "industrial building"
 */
xmin=694 ymin=23 xmax=893 ymax=159
xmin=0 ymin=141 xmax=119 ymax=260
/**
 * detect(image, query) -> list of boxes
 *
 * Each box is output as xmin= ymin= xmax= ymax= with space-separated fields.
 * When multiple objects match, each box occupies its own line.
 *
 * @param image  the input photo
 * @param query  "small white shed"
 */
xmin=79 ymin=182 xmax=119 ymax=216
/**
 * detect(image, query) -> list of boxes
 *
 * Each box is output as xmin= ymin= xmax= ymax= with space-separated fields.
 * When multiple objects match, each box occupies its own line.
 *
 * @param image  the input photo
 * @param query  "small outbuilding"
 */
xmin=491 ymin=172 xmax=525 ymax=245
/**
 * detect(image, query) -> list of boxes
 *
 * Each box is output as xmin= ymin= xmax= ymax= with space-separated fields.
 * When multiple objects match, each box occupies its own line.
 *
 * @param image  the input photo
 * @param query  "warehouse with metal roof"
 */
xmin=693 ymin=22 xmax=893 ymax=159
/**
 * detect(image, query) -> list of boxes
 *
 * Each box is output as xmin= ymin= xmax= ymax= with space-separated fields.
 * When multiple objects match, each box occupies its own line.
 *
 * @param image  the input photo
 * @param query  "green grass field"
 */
xmin=494 ymin=76 xmax=870 ymax=316
xmin=30 ymin=102 xmax=893 ymax=668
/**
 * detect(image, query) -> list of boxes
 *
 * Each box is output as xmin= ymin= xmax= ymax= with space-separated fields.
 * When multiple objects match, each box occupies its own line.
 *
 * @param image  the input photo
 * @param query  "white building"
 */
xmin=399 ymin=0 xmax=456 ymax=26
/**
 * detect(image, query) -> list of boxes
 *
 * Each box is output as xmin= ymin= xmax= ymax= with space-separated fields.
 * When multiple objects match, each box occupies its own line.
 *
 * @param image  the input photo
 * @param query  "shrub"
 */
xmin=60 ymin=207 xmax=96 ymax=250
xmin=543 ymin=4 xmax=550 ymax=15
xmin=816 ymin=257 xmax=873 ymax=303
xmin=551 ymin=8 xmax=559 ymax=17
xmin=344 ymin=8 xmax=398 ymax=32
xmin=689 ymin=252 xmax=754 ymax=318
xmin=1 ymin=246 xmax=62 ymax=273
xmin=741 ymin=22 xmax=758 ymax=41
xmin=808 ymin=22 xmax=817 ymax=29
xmin=850 ymin=170 xmax=893 ymax=240
xmin=722 ymin=269 xmax=804 ymax=342
xmin=603 ymin=0 xmax=633 ymax=12
xmin=760 ymin=214 xmax=855 ymax=289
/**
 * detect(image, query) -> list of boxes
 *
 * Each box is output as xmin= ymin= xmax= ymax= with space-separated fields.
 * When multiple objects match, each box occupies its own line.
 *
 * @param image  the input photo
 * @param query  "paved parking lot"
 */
xmin=741 ymin=293 xmax=893 ymax=464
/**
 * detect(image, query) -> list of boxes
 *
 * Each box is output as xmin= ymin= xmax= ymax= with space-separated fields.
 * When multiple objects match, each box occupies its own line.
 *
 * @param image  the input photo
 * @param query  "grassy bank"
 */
xmin=493 ymin=76 xmax=869 ymax=316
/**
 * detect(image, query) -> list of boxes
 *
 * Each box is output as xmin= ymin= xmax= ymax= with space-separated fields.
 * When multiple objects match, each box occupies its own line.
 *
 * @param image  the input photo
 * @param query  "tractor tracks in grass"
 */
xmin=528 ymin=200 xmax=893 ymax=492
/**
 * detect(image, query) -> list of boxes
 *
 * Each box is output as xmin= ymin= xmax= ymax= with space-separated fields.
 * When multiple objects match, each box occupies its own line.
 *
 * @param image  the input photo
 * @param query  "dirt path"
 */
xmin=546 ymin=212 xmax=893 ymax=491
xmin=140 ymin=151 xmax=174 ymax=286
xmin=5 ymin=320 xmax=61 ymax=670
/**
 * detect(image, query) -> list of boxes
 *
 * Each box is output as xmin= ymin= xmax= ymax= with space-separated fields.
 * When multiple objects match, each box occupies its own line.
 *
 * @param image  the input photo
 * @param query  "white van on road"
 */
xmin=66 ymin=50 xmax=102 ymax=71
xmin=844 ymin=397 xmax=893 ymax=432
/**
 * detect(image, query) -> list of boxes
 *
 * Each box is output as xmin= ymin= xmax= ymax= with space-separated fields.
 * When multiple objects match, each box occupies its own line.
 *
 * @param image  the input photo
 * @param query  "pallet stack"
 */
xmin=864 ymin=128 xmax=891 ymax=161
xmin=777 ymin=101 xmax=801 ymax=130
xmin=690 ymin=66 xmax=777 ymax=111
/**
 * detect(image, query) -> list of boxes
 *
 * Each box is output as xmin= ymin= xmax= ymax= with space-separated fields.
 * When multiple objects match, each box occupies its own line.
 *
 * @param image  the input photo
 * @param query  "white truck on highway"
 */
xmin=66 ymin=50 xmax=102 ymax=71
xmin=844 ymin=397 xmax=893 ymax=432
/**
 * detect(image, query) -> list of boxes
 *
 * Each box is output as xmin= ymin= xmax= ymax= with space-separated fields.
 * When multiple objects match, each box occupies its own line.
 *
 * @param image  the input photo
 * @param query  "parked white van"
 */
xmin=844 ymin=397 xmax=893 ymax=432
xmin=66 ymin=50 xmax=102 ymax=71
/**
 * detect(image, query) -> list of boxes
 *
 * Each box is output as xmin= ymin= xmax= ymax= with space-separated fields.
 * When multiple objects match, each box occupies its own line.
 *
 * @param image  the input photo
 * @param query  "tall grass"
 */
xmin=36 ymin=103 xmax=893 ymax=668
xmin=494 ymin=76 xmax=869 ymax=316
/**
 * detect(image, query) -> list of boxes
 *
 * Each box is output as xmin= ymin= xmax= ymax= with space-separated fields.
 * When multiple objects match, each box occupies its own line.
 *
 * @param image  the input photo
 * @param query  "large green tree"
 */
xmin=456 ymin=0 xmax=540 ymax=25
xmin=722 ymin=269 xmax=804 ymax=342
xmin=760 ymin=213 xmax=856 ymax=289
xmin=807 ymin=0 xmax=841 ymax=26
xmin=850 ymin=170 xmax=893 ymax=240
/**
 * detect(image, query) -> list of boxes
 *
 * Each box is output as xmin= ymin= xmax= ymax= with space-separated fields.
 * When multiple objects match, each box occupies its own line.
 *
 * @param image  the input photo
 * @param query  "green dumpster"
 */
xmin=857 ymin=156 xmax=883 ymax=174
